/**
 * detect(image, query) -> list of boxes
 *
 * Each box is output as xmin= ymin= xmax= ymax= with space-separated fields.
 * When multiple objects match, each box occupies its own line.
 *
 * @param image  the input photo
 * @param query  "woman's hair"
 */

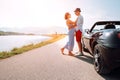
xmin=64 ymin=12 xmax=70 ymax=20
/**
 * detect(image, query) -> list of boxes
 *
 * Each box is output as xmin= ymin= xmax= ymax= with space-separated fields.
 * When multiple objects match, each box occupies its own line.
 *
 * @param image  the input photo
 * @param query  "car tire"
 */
xmin=93 ymin=44 xmax=110 ymax=74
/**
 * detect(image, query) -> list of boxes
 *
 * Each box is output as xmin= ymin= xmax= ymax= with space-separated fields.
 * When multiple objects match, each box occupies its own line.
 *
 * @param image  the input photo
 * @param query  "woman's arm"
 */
xmin=66 ymin=20 xmax=76 ymax=29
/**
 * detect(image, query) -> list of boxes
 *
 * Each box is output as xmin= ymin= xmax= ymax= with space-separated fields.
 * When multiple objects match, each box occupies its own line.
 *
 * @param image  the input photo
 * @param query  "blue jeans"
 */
xmin=64 ymin=28 xmax=75 ymax=51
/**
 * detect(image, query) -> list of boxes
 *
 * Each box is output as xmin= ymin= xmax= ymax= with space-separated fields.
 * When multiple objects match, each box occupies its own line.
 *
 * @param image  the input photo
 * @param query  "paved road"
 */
xmin=0 ymin=37 xmax=120 ymax=80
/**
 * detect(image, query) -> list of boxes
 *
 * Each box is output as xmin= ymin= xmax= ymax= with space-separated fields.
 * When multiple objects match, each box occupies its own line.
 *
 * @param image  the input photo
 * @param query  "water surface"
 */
xmin=0 ymin=35 xmax=50 ymax=52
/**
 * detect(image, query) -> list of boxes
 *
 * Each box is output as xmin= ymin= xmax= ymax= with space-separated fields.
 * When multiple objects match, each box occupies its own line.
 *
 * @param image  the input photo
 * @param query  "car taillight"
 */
xmin=117 ymin=33 xmax=120 ymax=38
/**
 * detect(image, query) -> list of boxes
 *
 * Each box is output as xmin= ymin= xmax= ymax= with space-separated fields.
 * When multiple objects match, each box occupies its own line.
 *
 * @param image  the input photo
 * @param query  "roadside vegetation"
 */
xmin=0 ymin=34 xmax=66 ymax=59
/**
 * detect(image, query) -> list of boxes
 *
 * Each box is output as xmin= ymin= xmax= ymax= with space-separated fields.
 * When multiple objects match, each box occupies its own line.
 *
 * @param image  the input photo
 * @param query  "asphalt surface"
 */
xmin=0 ymin=37 xmax=120 ymax=80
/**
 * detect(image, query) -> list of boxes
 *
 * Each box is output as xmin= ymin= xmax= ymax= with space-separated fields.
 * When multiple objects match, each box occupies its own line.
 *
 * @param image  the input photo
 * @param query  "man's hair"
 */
xmin=74 ymin=8 xmax=81 ymax=12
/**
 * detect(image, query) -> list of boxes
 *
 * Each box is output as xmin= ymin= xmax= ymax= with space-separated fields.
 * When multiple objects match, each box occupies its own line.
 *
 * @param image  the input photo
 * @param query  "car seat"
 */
xmin=104 ymin=24 xmax=116 ymax=29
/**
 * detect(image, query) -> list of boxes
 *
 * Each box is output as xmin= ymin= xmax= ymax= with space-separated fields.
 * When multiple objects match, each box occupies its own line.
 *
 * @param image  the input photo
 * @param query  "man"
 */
xmin=74 ymin=8 xmax=84 ymax=56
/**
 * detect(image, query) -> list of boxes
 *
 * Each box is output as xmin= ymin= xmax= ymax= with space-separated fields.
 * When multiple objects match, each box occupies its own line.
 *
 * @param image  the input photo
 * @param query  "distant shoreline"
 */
xmin=0 ymin=34 xmax=66 ymax=59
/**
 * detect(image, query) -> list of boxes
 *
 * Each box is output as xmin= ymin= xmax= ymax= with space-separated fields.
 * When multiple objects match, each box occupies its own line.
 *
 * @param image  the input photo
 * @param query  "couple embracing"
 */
xmin=61 ymin=8 xmax=84 ymax=56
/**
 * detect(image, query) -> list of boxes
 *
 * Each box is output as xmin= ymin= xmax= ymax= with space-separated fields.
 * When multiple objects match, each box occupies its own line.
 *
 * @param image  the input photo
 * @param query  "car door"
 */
xmin=82 ymin=30 xmax=93 ymax=53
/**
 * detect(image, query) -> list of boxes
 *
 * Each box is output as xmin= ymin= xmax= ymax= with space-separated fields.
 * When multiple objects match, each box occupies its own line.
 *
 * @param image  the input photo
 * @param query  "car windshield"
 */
xmin=92 ymin=25 xmax=105 ymax=32
xmin=92 ymin=24 xmax=120 ymax=32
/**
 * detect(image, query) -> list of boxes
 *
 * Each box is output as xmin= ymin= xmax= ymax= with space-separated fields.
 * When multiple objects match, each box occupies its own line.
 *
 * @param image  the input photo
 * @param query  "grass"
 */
xmin=0 ymin=34 xmax=66 ymax=59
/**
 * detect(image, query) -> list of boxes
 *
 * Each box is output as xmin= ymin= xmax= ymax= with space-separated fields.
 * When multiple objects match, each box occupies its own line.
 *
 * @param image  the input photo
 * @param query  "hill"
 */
xmin=0 ymin=31 xmax=26 ymax=35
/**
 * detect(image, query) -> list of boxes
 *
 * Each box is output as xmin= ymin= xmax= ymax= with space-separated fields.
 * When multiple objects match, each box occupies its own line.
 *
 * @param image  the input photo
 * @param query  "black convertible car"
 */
xmin=82 ymin=21 xmax=120 ymax=74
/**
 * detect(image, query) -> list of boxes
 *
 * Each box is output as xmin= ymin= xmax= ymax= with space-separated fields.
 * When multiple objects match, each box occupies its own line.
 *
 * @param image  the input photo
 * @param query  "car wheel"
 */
xmin=93 ymin=44 xmax=110 ymax=74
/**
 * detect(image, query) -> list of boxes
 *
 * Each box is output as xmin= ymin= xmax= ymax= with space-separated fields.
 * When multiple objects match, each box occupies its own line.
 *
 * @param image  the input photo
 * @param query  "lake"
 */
xmin=0 ymin=35 xmax=51 ymax=52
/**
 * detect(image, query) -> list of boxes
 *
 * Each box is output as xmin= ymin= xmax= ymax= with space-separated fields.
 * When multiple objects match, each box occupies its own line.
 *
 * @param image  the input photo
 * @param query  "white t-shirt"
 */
xmin=76 ymin=15 xmax=83 ymax=32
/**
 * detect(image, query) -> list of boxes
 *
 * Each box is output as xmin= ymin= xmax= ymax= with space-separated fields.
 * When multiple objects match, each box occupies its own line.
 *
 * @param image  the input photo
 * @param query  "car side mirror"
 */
xmin=85 ymin=29 xmax=90 ymax=34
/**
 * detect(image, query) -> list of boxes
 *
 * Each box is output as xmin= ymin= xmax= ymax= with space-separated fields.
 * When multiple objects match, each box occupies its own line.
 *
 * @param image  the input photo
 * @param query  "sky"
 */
xmin=0 ymin=0 xmax=120 ymax=34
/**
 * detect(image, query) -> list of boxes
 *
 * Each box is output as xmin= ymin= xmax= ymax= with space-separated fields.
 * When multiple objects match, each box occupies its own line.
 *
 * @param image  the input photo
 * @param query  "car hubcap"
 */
xmin=94 ymin=49 xmax=101 ymax=72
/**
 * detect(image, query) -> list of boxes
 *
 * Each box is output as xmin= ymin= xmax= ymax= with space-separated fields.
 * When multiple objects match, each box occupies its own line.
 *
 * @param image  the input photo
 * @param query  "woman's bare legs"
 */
xmin=68 ymin=51 xmax=74 ymax=56
xmin=61 ymin=48 xmax=74 ymax=56
xmin=61 ymin=48 xmax=64 ymax=55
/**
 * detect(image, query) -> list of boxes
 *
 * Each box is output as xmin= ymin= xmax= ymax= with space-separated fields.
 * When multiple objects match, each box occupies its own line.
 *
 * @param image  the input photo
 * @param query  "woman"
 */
xmin=61 ymin=12 xmax=76 ymax=56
